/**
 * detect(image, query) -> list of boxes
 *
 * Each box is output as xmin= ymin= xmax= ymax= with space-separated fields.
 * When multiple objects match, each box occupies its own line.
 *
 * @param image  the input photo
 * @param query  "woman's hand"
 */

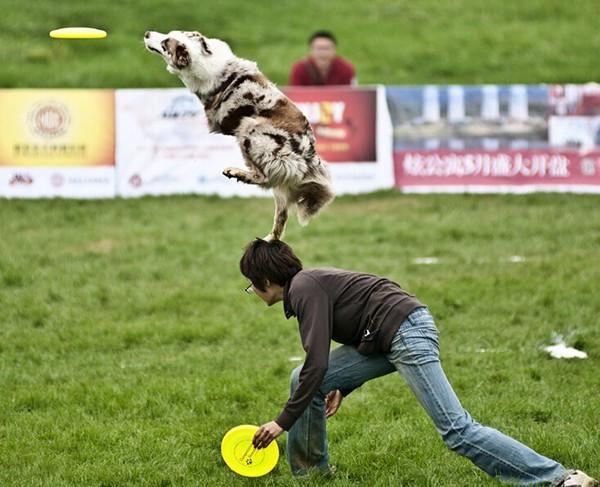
xmin=325 ymin=389 xmax=343 ymax=418
xmin=252 ymin=421 xmax=284 ymax=449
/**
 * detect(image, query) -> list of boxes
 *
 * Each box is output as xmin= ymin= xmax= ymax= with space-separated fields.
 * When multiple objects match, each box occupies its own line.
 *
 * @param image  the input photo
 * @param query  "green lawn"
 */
xmin=2 ymin=1 xmax=600 ymax=485
xmin=1 ymin=0 xmax=599 ymax=88
xmin=1 ymin=192 xmax=599 ymax=486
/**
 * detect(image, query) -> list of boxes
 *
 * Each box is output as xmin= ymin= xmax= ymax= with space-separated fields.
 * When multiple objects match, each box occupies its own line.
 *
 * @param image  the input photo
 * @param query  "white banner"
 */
xmin=115 ymin=87 xmax=394 ymax=197
xmin=115 ymin=89 xmax=264 ymax=198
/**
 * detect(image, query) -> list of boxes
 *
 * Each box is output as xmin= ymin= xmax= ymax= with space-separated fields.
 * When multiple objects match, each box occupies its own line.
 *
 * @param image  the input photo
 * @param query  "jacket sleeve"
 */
xmin=275 ymin=276 xmax=333 ymax=430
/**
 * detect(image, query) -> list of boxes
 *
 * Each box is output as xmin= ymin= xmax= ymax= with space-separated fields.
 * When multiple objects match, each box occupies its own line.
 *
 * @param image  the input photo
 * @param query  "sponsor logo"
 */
xmin=161 ymin=95 xmax=201 ymax=119
xmin=129 ymin=173 xmax=182 ymax=187
xmin=67 ymin=176 xmax=111 ymax=185
xmin=51 ymin=173 xmax=65 ymax=187
xmin=27 ymin=101 xmax=71 ymax=138
xmin=51 ymin=173 xmax=110 ymax=187
xmin=296 ymin=101 xmax=346 ymax=125
xmin=9 ymin=173 xmax=34 ymax=185
xmin=580 ymin=158 xmax=598 ymax=176
xmin=129 ymin=174 xmax=142 ymax=187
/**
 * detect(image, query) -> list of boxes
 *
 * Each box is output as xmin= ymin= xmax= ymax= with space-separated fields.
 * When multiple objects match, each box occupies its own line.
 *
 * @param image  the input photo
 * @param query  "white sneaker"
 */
xmin=560 ymin=470 xmax=599 ymax=487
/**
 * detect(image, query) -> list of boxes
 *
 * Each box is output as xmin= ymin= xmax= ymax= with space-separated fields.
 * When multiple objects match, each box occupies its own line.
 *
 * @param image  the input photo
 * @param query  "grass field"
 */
xmin=2 ymin=0 xmax=600 ymax=485
xmin=1 ymin=0 xmax=599 ymax=88
xmin=1 ymin=192 xmax=599 ymax=486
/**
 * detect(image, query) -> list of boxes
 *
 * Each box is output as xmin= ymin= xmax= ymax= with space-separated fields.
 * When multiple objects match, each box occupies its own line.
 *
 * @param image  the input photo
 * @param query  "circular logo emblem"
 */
xmin=51 ymin=173 xmax=65 ymax=187
xmin=27 ymin=101 xmax=71 ymax=138
xmin=129 ymin=174 xmax=142 ymax=187
xmin=580 ymin=158 xmax=597 ymax=176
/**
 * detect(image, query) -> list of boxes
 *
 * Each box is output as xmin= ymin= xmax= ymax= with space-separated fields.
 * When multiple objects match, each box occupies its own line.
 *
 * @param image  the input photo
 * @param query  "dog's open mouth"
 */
xmin=146 ymin=45 xmax=162 ymax=55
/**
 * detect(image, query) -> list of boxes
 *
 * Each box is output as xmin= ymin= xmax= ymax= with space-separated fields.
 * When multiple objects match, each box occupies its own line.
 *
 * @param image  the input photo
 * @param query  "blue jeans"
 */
xmin=286 ymin=307 xmax=567 ymax=485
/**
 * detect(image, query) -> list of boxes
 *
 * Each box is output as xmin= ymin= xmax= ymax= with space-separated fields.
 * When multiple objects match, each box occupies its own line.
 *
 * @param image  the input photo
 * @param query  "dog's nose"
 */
xmin=144 ymin=31 xmax=151 ymax=39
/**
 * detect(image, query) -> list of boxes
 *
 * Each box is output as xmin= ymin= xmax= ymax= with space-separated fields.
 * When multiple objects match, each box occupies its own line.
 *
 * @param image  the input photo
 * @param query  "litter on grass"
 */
xmin=544 ymin=335 xmax=588 ymax=359
xmin=508 ymin=255 xmax=526 ymax=263
xmin=413 ymin=257 xmax=440 ymax=265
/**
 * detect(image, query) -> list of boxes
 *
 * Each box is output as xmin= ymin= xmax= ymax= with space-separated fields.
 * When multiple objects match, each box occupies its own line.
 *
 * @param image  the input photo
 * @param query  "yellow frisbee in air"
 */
xmin=49 ymin=27 xmax=107 ymax=39
xmin=221 ymin=425 xmax=279 ymax=477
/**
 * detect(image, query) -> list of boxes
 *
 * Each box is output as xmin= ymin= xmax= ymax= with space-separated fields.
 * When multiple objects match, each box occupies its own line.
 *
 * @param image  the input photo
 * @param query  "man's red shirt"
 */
xmin=288 ymin=56 xmax=355 ymax=86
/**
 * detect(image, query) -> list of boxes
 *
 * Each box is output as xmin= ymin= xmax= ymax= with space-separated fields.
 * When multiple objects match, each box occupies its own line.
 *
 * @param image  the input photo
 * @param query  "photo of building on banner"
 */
xmin=387 ymin=84 xmax=600 ymax=193
xmin=0 ymin=89 xmax=115 ymax=198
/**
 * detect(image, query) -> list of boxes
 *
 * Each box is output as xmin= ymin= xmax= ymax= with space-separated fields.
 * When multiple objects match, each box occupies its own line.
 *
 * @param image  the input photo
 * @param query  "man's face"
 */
xmin=247 ymin=282 xmax=279 ymax=306
xmin=309 ymin=37 xmax=336 ymax=67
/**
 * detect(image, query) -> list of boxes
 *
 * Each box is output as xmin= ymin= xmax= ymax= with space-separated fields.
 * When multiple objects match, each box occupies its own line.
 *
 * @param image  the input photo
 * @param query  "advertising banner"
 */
xmin=0 ymin=89 xmax=115 ymax=198
xmin=284 ymin=85 xmax=393 ymax=194
xmin=115 ymin=88 xmax=259 ymax=198
xmin=283 ymin=87 xmax=376 ymax=162
xmin=395 ymin=149 xmax=600 ymax=193
xmin=115 ymin=86 xmax=393 ymax=197
xmin=6 ymin=84 xmax=597 ymax=198
xmin=388 ymin=84 xmax=600 ymax=193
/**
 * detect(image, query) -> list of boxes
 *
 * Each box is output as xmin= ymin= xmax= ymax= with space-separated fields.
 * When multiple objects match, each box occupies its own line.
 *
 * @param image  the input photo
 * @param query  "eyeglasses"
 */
xmin=244 ymin=283 xmax=255 ymax=294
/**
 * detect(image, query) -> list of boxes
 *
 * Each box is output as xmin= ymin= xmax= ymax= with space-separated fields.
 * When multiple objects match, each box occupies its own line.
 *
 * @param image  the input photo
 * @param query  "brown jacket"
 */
xmin=276 ymin=268 xmax=423 ymax=430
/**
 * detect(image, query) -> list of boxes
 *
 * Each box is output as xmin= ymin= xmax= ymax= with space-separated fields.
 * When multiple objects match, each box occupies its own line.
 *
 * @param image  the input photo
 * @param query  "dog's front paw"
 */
xmin=222 ymin=167 xmax=238 ymax=179
xmin=223 ymin=167 xmax=249 ymax=183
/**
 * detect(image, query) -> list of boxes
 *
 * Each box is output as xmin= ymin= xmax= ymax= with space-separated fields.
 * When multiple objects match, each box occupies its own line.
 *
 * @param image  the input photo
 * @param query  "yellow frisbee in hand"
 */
xmin=221 ymin=425 xmax=279 ymax=477
xmin=49 ymin=27 xmax=107 ymax=39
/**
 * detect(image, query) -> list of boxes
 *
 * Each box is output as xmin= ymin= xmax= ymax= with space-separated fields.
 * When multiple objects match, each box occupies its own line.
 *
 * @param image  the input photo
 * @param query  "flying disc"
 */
xmin=49 ymin=27 xmax=107 ymax=39
xmin=221 ymin=425 xmax=279 ymax=477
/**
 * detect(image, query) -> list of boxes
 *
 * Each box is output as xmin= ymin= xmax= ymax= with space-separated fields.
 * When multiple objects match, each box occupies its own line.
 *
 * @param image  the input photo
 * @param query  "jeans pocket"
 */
xmin=407 ymin=307 xmax=433 ymax=327
xmin=388 ymin=322 xmax=440 ymax=365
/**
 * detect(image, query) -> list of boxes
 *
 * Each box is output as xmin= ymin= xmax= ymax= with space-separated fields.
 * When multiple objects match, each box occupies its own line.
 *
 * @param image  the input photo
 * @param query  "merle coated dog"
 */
xmin=144 ymin=30 xmax=334 ymax=240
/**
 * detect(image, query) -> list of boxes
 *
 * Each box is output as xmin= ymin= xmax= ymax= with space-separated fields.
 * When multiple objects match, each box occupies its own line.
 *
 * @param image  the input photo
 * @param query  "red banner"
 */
xmin=395 ymin=149 xmax=600 ymax=192
xmin=283 ymin=87 xmax=376 ymax=163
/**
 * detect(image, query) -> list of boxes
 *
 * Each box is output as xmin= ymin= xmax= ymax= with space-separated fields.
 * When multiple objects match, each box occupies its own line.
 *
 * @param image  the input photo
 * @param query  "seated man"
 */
xmin=289 ymin=30 xmax=356 ymax=86
xmin=240 ymin=238 xmax=597 ymax=486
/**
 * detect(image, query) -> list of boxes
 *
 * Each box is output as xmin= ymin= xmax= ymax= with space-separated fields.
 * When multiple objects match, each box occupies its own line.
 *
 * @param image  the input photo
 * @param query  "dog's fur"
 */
xmin=144 ymin=30 xmax=335 ymax=240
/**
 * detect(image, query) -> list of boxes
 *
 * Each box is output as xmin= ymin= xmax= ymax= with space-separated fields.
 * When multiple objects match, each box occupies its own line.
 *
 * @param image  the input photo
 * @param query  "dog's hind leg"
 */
xmin=222 ymin=167 xmax=267 ymax=185
xmin=296 ymin=180 xmax=335 ymax=225
xmin=264 ymin=189 xmax=289 ymax=241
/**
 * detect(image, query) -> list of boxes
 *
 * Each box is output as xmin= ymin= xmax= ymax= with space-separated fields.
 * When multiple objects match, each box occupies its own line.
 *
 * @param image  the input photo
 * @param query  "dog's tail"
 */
xmin=296 ymin=178 xmax=335 ymax=226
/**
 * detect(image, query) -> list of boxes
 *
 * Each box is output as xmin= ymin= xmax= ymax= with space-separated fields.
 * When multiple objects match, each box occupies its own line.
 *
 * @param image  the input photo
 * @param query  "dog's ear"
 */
xmin=199 ymin=36 xmax=213 ymax=56
xmin=163 ymin=38 xmax=191 ymax=69
xmin=174 ymin=43 xmax=191 ymax=68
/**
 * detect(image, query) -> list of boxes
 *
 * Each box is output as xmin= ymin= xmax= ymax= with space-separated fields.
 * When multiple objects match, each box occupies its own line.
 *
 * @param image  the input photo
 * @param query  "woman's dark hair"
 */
xmin=308 ymin=30 xmax=337 ymax=45
xmin=240 ymin=239 xmax=303 ymax=292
